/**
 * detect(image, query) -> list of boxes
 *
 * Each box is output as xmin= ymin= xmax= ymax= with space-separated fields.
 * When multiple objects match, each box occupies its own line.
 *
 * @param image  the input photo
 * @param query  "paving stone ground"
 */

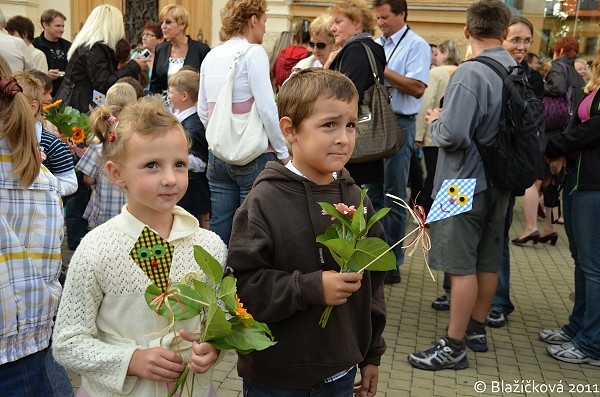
xmin=65 ymin=197 xmax=599 ymax=396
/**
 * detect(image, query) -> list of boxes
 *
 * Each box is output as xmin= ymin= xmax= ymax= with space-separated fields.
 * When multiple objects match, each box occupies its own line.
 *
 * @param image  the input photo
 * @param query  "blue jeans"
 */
xmin=491 ymin=196 xmax=515 ymax=316
xmin=0 ymin=349 xmax=54 ymax=397
xmin=562 ymin=171 xmax=600 ymax=359
xmin=208 ymin=151 xmax=275 ymax=245
xmin=366 ymin=115 xmax=416 ymax=268
xmin=45 ymin=347 xmax=74 ymax=397
xmin=242 ymin=366 xmax=356 ymax=397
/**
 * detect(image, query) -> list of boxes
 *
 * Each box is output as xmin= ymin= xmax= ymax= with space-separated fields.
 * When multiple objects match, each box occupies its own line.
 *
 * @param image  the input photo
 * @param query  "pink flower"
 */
xmin=334 ymin=203 xmax=357 ymax=217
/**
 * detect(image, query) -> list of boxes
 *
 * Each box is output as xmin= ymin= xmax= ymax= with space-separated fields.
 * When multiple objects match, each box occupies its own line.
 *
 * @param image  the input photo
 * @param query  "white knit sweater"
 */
xmin=53 ymin=205 xmax=227 ymax=397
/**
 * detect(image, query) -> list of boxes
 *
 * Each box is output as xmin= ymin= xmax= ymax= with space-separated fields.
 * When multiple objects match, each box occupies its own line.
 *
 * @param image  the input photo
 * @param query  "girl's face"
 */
xmin=310 ymin=32 xmax=336 ymax=66
xmin=161 ymin=11 xmax=186 ymax=40
xmin=575 ymin=61 xmax=588 ymax=80
xmin=330 ymin=13 xmax=361 ymax=47
xmin=141 ymin=29 xmax=163 ymax=52
xmin=503 ymin=22 xmax=532 ymax=63
xmin=109 ymin=128 xmax=189 ymax=227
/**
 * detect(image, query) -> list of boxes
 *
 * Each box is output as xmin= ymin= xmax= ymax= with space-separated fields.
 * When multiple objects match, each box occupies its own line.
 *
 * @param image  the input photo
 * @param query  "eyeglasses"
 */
xmin=141 ymin=33 xmax=156 ymax=38
xmin=507 ymin=38 xmax=533 ymax=46
xmin=309 ymin=41 xmax=328 ymax=50
xmin=160 ymin=19 xmax=174 ymax=25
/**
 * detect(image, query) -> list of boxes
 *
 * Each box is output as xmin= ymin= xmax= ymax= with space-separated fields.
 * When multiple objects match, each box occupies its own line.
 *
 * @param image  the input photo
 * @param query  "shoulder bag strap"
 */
xmin=359 ymin=42 xmax=380 ymax=83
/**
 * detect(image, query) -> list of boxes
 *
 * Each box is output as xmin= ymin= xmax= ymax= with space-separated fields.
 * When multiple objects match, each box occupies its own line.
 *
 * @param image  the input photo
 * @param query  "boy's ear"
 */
xmin=105 ymin=161 xmax=125 ymax=187
xmin=279 ymin=117 xmax=297 ymax=144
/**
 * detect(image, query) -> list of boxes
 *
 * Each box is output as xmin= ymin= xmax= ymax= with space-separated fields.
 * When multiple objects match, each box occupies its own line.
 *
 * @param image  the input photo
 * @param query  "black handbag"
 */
xmin=346 ymin=42 xmax=404 ymax=163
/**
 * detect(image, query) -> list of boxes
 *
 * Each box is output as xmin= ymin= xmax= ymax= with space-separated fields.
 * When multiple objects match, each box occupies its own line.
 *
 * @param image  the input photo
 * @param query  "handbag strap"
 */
xmin=358 ymin=42 xmax=381 ymax=84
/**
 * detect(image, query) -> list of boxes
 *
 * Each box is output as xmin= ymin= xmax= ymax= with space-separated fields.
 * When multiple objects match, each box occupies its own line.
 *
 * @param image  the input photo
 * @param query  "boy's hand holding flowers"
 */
xmin=316 ymin=189 xmax=396 ymax=327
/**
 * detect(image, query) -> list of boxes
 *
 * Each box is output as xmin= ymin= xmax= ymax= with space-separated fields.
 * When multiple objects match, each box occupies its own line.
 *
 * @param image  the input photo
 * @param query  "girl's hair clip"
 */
xmin=0 ymin=76 xmax=23 ymax=101
xmin=108 ymin=121 xmax=118 ymax=142
xmin=108 ymin=115 xmax=117 ymax=124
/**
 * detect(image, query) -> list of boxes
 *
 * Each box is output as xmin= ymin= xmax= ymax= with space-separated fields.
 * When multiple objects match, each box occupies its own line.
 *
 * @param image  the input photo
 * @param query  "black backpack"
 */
xmin=470 ymin=56 xmax=545 ymax=193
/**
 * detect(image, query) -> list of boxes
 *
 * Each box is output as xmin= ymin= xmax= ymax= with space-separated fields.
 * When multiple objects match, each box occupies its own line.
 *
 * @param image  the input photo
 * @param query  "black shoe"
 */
xmin=408 ymin=337 xmax=468 ymax=371
xmin=487 ymin=309 xmax=507 ymax=328
xmin=465 ymin=330 xmax=488 ymax=352
xmin=384 ymin=269 xmax=401 ymax=284
xmin=432 ymin=294 xmax=450 ymax=311
xmin=511 ymin=230 xmax=540 ymax=245
xmin=539 ymin=232 xmax=558 ymax=246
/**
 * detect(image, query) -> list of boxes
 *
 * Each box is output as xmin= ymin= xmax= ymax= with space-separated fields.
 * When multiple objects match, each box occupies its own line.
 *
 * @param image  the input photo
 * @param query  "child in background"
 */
xmin=77 ymin=82 xmax=135 ymax=230
xmin=14 ymin=71 xmax=78 ymax=196
xmin=53 ymin=98 xmax=227 ymax=396
xmin=0 ymin=56 xmax=63 ymax=396
xmin=227 ymin=69 xmax=386 ymax=396
xmin=168 ymin=68 xmax=211 ymax=228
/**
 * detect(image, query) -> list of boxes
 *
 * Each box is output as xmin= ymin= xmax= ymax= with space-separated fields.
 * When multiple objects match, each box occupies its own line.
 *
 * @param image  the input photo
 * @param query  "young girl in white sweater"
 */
xmin=53 ymin=98 xmax=227 ymax=397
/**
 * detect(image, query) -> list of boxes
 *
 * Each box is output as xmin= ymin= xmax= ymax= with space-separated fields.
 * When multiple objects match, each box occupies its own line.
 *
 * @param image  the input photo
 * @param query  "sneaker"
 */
xmin=547 ymin=342 xmax=600 ymax=366
xmin=465 ymin=330 xmax=488 ymax=352
xmin=431 ymin=294 xmax=450 ymax=311
xmin=487 ymin=309 xmax=506 ymax=328
xmin=408 ymin=337 xmax=468 ymax=371
xmin=539 ymin=328 xmax=572 ymax=345
xmin=384 ymin=269 xmax=401 ymax=284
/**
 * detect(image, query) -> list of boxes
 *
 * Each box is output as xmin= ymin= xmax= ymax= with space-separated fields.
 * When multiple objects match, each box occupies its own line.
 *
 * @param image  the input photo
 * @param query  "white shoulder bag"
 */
xmin=205 ymin=45 xmax=269 ymax=166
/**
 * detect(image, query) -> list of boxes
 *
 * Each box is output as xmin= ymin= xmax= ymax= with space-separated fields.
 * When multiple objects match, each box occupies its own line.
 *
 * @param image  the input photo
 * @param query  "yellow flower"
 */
xmin=234 ymin=294 xmax=253 ymax=320
xmin=71 ymin=127 xmax=85 ymax=145
xmin=43 ymin=99 xmax=63 ymax=112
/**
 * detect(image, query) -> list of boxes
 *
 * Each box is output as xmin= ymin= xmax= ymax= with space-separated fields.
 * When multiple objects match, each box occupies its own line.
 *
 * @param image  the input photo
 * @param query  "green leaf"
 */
xmin=207 ymin=322 xmax=276 ymax=353
xmin=362 ymin=207 xmax=391 ymax=238
xmin=203 ymin=302 xmax=232 ymax=341
xmin=350 ymin=189 xmax=367 ymax=236
xmin=317 ymin=202 xmax=352 ymax=229
xmin=315 ymin=224 xmax=341 ymax=244
xmin=219 ymin=276 xmax=238 ymax=311
xmin=144 ymin=283 xmax=203 ymax=321
xmin=318 ymin=238 xmax=355 ymax=261
xmin=346 ymin=237 xmax=396 ymax=272
xmin=194 ymin=245 xmax=223 ymax=285
xmin=193 ymin=280 xmax=216 ymax=304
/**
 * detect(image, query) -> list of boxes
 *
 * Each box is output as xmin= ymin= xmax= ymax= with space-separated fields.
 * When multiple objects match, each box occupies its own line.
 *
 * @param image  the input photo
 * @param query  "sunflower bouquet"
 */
xmin=42 ymin=100 xmax=90 ymax=145
xmin=137 ymin=237 xmax=276 ymax=397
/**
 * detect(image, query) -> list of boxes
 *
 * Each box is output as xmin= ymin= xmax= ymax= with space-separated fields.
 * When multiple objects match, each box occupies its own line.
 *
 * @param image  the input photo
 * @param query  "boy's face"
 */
xmin=282 ymin=97 xmax=357 ymax=185
xmin=167 ymin=86 xmax=187 ymax=111
xmin=42 ymin=89 xmax=53 ymax=107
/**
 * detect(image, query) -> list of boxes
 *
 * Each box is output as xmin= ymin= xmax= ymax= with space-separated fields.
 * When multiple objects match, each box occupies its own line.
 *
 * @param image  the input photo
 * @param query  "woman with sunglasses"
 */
xmin=149 ymin=4 xmax=210 ymax=103
xmin=540 ymin=40 xmax=600 ymax=367
xmin=291 ymin=15 xmax=336 ymax=73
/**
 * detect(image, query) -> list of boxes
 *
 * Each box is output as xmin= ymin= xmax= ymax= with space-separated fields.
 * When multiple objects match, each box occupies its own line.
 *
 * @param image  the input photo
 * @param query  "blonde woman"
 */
xmin=55 ymin=4 xmax=147 ymax=112
xmin=292 ymin=14 xmax=336 ymax=72
xmin=198 ymin=0 xmax=290 ymax=244
xmin=149 ymin=5 xmax=210 ymax=97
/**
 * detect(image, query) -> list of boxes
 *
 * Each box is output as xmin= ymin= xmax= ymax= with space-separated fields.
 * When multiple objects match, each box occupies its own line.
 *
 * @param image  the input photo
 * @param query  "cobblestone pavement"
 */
xmin=65 ymin=198 xmax=598 ymax=396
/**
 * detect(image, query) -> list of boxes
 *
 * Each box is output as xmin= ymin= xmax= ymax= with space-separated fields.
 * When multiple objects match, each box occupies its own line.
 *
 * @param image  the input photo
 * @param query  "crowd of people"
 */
xmin=1 ymin=0 xmax=599 ymax=395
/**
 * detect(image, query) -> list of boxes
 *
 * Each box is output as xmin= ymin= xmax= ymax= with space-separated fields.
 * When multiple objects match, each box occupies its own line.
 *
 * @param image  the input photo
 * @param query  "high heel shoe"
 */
xmin=511 ymin=231 xmax=540 ymax=245
xmin=539 ymin=232 xmax=558 ymax=246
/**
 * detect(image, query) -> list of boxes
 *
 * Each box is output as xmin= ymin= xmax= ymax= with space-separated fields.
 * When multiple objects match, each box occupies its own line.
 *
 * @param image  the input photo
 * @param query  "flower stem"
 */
xmin=319 ymin=305 xmax=333 ymax=328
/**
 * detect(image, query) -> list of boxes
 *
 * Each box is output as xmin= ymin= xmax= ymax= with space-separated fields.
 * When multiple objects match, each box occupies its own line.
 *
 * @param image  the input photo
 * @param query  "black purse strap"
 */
xmin=359 ymin=42 xmax=381 ymax=84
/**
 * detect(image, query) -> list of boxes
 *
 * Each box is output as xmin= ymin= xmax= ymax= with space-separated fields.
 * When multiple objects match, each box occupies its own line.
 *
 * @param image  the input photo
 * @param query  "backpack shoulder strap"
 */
xmin=468 ymin=56 xmax=509 ymax=80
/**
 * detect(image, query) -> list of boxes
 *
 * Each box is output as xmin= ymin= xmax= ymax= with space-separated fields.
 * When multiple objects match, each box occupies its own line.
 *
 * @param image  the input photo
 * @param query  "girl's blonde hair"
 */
xmin=159 ymin=4 xmax=190 ymax=33
xmin=584 ymin=44 xmax=599 ymax=93
xmin=0 ymin=57 xmax=41 ymax=187
xmin=329 ymin=0 xmax=377 ymax=36
xmin=13 ymin=71 xmax=44 ymax=123
xmin=220 ymin=0 xmax=267 ymax=41
xmin=102 ymin=96 xmax=188 ymax=165
xmin=88 ymin=82 xmax=137 ymax=144
xmin=68 ymin=5 xmax=125 ymax=59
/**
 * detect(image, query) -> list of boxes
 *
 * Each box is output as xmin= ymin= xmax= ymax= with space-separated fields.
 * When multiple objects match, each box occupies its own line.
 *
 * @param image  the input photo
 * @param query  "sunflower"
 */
xmin=42 ymin=99 xmax=63 ymax=112
xmin=71 ymin=127 xmax=86 ymax=145
xmin=234 ymin=294 xmax=253 ymax=320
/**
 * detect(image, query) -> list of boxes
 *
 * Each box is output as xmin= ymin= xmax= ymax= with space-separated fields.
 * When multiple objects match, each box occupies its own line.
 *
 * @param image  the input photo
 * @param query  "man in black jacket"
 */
xmin=32 ymin=9 xmax=71 ymax=96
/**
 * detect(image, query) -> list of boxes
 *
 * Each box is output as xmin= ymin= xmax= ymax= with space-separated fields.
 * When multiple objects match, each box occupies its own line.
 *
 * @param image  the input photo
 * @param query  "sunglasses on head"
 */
xmin=309 ymin=41 xmax=327 ymax=50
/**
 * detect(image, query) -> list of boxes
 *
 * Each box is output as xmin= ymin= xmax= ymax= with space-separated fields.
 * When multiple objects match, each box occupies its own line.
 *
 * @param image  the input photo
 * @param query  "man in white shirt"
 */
xmin=372 ymin=0 xmax=430 ymax=284
xmin=0 ymin=8 xmax=34 ymax=72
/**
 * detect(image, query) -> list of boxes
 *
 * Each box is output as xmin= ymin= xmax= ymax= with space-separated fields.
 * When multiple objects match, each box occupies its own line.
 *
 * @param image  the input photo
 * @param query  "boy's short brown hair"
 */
xmin=278 ymin=68 xmax=358 ymax=130
xmin=466 ymin=0 xmax=511 ymax=41
xmin=168 ymin=68 xmax=200 ymax=100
